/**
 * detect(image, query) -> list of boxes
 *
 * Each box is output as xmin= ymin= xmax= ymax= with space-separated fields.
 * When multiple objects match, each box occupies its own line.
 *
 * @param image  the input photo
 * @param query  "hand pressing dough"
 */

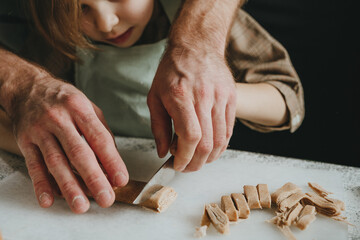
xmin=221 ymin=195 xmax=238 ymax=221
xmin=231 ymin=193 xmax=250 ymax=219
xmin=257 ymin=184 xmax=271 ymax=208
xmin=243 ymin=185 xmax=261 ymax=209
xmin=205 ymin=203 xmax=230 ymax=234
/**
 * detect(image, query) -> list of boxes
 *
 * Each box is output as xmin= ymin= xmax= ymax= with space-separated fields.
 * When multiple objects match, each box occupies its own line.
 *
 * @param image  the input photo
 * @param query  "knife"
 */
xmin=114 ymin=155 xmax=176 ymax=204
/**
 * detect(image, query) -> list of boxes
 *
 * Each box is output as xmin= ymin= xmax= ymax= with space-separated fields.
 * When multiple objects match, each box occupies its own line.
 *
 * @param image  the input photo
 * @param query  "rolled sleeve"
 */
xmin=227 ymin=8 xmax=304 ymax=133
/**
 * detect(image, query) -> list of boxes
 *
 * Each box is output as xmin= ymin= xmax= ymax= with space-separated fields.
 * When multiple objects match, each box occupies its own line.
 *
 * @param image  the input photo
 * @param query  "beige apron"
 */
xmin=75 ymin=0 xmax=181 ymax=138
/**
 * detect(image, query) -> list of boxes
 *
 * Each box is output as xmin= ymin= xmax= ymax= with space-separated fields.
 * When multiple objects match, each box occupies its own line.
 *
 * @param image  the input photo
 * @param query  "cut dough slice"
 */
xmin=257 ymin=184 xmax=271 ymax=208
xmin=271 ymin=182 xmax=302 ymax=204
xmin=308 ymin=182 xmax=333 ymax=197
xmin=243 ymin=185 xmax=261 ymax=209
xmin=278 ymin=192 xmax=305 ymax=212
xmin=231 ymin=193 xmax=250 ymax=219
xmin=205 ymin=203 xmax=230 ymax=234
xmin=296 ymin=205 xmax=317 ymax=230
xmin=301 ymin=192 xmax=341 ymax=217
xmin=194 ymin=226 xmax=208 ymax=238
xmin=221 ymin=195 xmax=239 ymax=221
xmin=140 ymin=186 xmax=177 ymax=213
xmin=200 ymin=206 xmax=211 ymax=227
xmin=284 ymin=202 xmax=303 ymax=226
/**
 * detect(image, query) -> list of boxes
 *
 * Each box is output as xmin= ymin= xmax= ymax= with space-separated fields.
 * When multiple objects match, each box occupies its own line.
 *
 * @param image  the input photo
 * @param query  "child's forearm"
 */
xmin=235 ymin=83 xmax=289 ymax=127
xmin=0 ymin=109 xmax=22 ymax=156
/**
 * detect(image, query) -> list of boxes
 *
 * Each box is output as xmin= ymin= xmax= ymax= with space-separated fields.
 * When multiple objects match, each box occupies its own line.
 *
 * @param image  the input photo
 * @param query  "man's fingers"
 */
xmin=54 ymin=124 xmax=116 ymax=208
xmin=207 ymin=102 xmax=227 ymax=163
xmin=72 ymin=107 xmax=129 ymax=188
xmin=223 ymin=99 xmax=236 ymax=153
xmin=22 ymin=144 xmax=54 ymax=208
xmin=165 ymin=99 xmax=201 ymax=171
xmin=183 ymin=104 xmax=213 ymax=172
xmin=35 ymin=132 xmax=90 ymax=214
xmin=147 ymin=94 xmax=172 ymax=158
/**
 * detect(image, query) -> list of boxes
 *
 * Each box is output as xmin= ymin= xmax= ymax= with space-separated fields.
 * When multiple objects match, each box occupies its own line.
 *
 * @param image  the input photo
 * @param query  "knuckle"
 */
xmin=84 ymin=173 xmax=103 ymax=190
xmin=33 ymin=178 xmax=49 ymax=190
xmin=213 ymin=136 xmax=227 ymax=149
xmin=86 ymin=130 xmax=109 ymax=147
xmin=60 ymin=179 xmax=78 ymax=195
xmin=68 ymin=143 xmax=87 ymax=160
xmin=197 ymin=141 xmax=213 ymax=155
xmin=168 ymin=84 xmax=186 ymax=99
xmin=45 ymin=108 xmax=64 ymax=128
xmin=183 ymin=130 xmax=201 ymax=143
xmin=26 ymin=159 xmax=44 ymax=176
xmin=45 ymin=151 xmax=64 ymax=170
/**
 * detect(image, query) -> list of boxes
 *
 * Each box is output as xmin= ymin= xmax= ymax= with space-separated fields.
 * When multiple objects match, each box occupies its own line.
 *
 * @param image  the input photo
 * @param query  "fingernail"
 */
xmin=113 ymin=171 xmax=127 ymax=187
xmin=39 ymin=192 xmax=52 ymax=207
xmin=96 ymin=190 xmax=112 ymax=204
xmin=72 ymin=195 xmax=88 ymax=212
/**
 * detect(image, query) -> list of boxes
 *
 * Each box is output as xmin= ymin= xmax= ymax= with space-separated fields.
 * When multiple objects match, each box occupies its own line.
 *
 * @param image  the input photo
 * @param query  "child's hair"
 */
xmin=28 ymin=0 xmax=94 ymax=60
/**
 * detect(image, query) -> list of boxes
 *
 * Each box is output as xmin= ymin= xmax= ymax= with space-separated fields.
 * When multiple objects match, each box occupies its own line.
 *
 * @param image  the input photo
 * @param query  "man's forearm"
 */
xmin=0 ymin=48 xmax=50 ymax=118
xmin=169 ymin=0 xmax=243 ymax=55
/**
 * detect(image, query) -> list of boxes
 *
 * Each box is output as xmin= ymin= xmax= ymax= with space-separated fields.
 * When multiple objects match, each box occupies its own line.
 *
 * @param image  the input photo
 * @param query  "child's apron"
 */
xmin=75 ymin=0 xmax=181 ymax=138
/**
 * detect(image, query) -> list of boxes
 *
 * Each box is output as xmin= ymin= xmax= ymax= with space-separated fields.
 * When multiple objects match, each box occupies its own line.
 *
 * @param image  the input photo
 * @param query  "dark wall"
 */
xmin=229 ymin=0 xmax=359 ymax=167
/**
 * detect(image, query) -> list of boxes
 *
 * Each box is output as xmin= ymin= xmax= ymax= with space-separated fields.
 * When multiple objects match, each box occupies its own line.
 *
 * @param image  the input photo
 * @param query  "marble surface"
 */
xmin=0 ymin=136 xmax=359 ymax=239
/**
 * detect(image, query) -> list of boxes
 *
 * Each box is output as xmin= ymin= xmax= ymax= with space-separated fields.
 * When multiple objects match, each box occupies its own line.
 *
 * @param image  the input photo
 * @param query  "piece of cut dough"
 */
xmin=257 ymin=184 xmax=271 ymax=208
xmin=140 ymin=186 xmax=177 ymax=213
xmin=200 ymin=206 xmax=211 ymax=227
xmin=271 ymin=182 xmax=302 ymax=204
xmin=301 ymin=192 xmax=341 ymax=217
xmin=296 ymin=205 xmax=316 ymax=230
xmin=205 ymin=203 xmax=230 ymax=234
xmin=243 ymin=185 xmax=261 ymax=209
xmin=284 ymin=202 xmax=303 ymax=226
xmin=194 ymin=225 xmax=208 ymax=238
xmin=231 ymin=193 xmax=250 ymax=219
xmin=221 ymin=195 xmax=239 ymax=221
xmin=278 ymin=192 xmax=305 ymax=212
xmin=308 ymin=182 xmax=332 ymax=197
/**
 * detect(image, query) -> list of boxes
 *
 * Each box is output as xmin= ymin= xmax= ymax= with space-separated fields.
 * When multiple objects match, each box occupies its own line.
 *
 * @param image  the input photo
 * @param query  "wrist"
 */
xmin=0 ymin=50 xmax=50 ymax=118
xmin=168 ymin=0 xmax=241 ymax=56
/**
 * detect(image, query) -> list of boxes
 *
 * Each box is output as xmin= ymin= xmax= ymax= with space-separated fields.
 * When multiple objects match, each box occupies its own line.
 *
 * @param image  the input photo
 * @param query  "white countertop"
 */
xmin=0 ymin=136 xmax=359 ymax=239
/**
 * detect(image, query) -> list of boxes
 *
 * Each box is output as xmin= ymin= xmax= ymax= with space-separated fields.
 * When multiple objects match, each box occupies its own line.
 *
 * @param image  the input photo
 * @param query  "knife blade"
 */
xmin=114 ymin=155 xmax=175 ymax=204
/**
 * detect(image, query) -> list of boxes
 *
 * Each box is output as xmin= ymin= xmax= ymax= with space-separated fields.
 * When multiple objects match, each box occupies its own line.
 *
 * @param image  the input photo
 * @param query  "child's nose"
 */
xmin=95 ymin=5 xmax=119 ymax=33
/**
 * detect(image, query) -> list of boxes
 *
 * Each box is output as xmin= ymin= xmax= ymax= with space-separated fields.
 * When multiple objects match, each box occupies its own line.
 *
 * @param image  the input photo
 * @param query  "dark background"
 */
xmin=229 ymin=0 xmax=359 ymax=167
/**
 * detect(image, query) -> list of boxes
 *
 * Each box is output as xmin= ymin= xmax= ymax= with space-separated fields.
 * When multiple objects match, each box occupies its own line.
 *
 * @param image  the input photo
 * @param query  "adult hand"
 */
xmin=147 ymin=46 xmax=237 ymax=172
xmin=10 ymin=77 xmax=129 ymax=213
